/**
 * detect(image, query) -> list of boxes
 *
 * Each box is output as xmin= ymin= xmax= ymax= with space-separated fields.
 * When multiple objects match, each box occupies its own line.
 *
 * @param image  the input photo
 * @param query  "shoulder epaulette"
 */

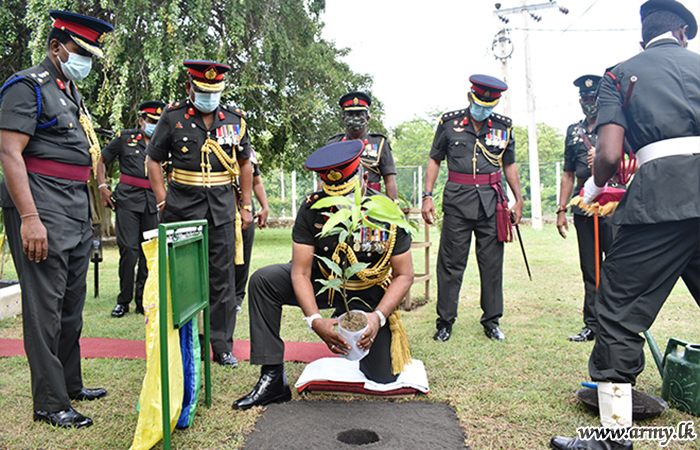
xmin=328 ymin=132 xmax=345 ymax=141
xmin=305 ymin=190 xmax=326 ymax=205
xmin=222 ymin=104 xmax=247 ymax=118
xmin=369 ymin=132 xmax=388 ymax=139
xmin=167 ymin=100 xmax=188 ymax=111
xmin=439 ymin=108 xmax=468 ymax=125
xmin=491 ymin=113 xmax=512 ymax=127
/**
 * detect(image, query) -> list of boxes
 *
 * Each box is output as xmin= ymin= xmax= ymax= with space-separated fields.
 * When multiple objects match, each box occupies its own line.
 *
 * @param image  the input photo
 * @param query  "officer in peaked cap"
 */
xmin=555 ymin=74 xmax=621 ymax=344
xmin=0 ymin=10 xmax=113 ymax=428
xmin=327 ymin=91 xmax=399 ymax=201
xmin=551 ymin=1 xmax=700 ymax=449
xmin=422 ymin=74 xmax=524 ymax=343
xmin=97 ymin=101 xmax=165 ymax=319
xmin=147 ymin=59 xmax=253 ymax=368
xmin=232 ymin=140 xmax=414 ymax=410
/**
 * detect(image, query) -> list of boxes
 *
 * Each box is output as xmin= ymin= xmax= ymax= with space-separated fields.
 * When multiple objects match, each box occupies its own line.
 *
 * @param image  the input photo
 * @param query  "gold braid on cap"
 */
xmin=78 ymin=112 xmax=101 ymax=174
xmin=199 ymin=119 xmax=247 ymax=265
xmin=322 ymin=175 xmax=358 ymax=196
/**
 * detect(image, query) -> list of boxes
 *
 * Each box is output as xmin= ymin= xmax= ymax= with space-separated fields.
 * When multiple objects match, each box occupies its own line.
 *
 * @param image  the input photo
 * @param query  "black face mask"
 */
xmin=344 ymin=115 xmax=367 ymax=131
xmin=581 ymin=102 xmax=597 ymax=119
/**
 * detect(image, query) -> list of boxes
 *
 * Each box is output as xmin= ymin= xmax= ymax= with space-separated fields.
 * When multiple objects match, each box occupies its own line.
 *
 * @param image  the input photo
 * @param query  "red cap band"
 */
xmin=53 ymin=18 xmax=100 ymax=43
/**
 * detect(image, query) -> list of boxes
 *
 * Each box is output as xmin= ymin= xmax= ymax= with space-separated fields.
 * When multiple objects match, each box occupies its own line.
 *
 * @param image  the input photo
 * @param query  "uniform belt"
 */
xmin=172 ymin=168 xmax=233 ymax=186
xmin=367 ymin=182 xmax=381 ymax=191
xmin=119 ymin=174 xmax=152 ymax=190
xmin=23 ymin=156 xmax=91 ymax=182
xmin=636 ymin=136 xmax=700 ymax=167
xmin=448 ymin=171 xmax=501 ymax=185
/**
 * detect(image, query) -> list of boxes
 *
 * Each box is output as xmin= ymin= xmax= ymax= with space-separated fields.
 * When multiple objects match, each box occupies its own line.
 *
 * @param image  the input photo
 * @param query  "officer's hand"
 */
xmin=99 ymin=185 xmax=115 ymax=210
xmin=240 ymin=208 xmax=253 ymax=230
xmin=421 ymin=196 xmax=436 ymax=225
xmin=21 ymin=215 xmax=48 ymax=263
xmin=312 ymin=318 xmax=350 ymax=355
xmin=587 ymin=147 xmax=595 ymax=168
xmin=556 ymin=212 xmax=569 ymax=238
xmin=358 ymin=312 xmax=380 ymax=351
xmin=509 ymin=199 xmax=523 ymax=226
xmin=583 ymin=178 xmax=605 ymax=205
xmin=255 ymin=206 xmax=269 ymax=228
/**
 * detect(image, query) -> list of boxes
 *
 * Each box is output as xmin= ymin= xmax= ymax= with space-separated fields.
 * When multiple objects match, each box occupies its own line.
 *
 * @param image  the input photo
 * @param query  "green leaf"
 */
xmin=338 ymin=230 xmax=349 ymax=245
xmin=345 ymin=262 xmax=369 ymax=279
xmin=315 ymin=255 xmax=342 ymax=277
xmin=320 ymin=209 xmax=352 ymax=236
xmin=311 ymin=196 xmax=353 ymax=210
xmin=315 ymin=278 xmax=343 ymax=296
xmin=348 ymin=297 xmax=372 ymax=310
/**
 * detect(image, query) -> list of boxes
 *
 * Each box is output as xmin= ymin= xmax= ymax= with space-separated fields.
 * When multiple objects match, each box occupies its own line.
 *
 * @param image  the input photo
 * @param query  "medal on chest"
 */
xmin=486 ymin=129 xmax=507 ymax=149
xmin=363 ymin=142 xmax=378 ymax=159
xmin=216 ymin=124 xmax=240 ymax=147
xmin=353 ymin=226 xmax=388 ymax=255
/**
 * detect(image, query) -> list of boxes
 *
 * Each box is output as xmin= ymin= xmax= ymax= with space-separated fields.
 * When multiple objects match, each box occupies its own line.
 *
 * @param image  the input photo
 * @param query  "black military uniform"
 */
xmin=326 ymin=132 xmax=396 ymax=191
xmin=233 ymin=140 xmax=412 ymax=410
xmin=327 ymin=91 xmax=397 ymax=193
xmin=147 ymin=61 xmax=252 ymax=365
xmin=0 ymin=11 xmax=112 ymax=427
xmin=552 ymin=1 xmax=700 ymax=449
xmin=234 ymin=162 xmax=260 ymax=311
xmin=102 ymin=102 xmax=162 ymax=317
xmin=430 ymin=75 xmax=517 ymax=340
xmin=562 ymin=75 xmax=616 ymax=341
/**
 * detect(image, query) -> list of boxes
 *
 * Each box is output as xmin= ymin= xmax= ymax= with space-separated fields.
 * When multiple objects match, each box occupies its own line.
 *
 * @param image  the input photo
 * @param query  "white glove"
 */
xmin=583 ymin=178 xmax=606 ymax=205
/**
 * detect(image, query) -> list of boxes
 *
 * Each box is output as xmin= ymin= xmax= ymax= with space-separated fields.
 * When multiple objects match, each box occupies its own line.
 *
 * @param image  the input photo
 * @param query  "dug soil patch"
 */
xmin=242 ymin=400 xmax=467 ymax=449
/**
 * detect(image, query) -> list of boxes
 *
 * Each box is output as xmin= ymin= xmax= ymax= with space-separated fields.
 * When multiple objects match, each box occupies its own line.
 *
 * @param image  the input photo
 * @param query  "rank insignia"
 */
xmin=188 ymin=108 xmax=195 ymax=116
xmin=181 ymin=146 xmax=189 ymax=153
xmin=184 ymin=114 xmax=190 ymax=119
xmin=176 ymin=122 xmax=183 ymax=129
xmin=453 ymin=120 xmax=458 ymax=125
xmin=218 ymin=111 xmax=226 ymax=120
xmin=55 ymin=78 xmax=65 ymax=90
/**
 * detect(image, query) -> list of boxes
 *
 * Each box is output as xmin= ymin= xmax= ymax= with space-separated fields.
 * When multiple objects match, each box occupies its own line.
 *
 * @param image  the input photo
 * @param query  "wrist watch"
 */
xmin=304 ymin=313 xmax=323 ymax=332
xmin=241 ymin=204 xmax=252 ymax=212
xmin=374 ymin=310 xmax=386 ymax=327
xmin=556 ymin=205 xmax=567 ymax=214
xmin=422 ymin=191 xmax=433 ymax=199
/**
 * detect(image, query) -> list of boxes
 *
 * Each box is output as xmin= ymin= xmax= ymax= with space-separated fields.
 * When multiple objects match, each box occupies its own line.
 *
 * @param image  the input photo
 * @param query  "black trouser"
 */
xmin=248 ymin=263 xmax=397 ymax=384
xmin=234 ymin=214 xmax=256 ymax=309
xmin=573 ymin=213 xmax=615 ymax=332
xmin=436 ymin=208 xmax=503 ymax=331
xmin=4 ymin=208 xmax=92 ymax=412
xmin=115 ymin=204 xmax=158 ymax=308
xmin=589 ymin=219 xmax=700 ymax=383
xmin=163 ymin=210 xmax=237 ymax=355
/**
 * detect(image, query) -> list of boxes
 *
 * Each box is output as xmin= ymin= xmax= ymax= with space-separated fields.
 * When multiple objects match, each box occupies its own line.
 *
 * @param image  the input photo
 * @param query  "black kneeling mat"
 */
xmin=242 ymin=400 xmax=467 ymax=449
xmin=576 ymin=388 xmax=668 ymax=420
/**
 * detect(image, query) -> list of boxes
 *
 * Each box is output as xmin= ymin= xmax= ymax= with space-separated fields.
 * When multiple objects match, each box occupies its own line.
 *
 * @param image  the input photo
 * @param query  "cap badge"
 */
xmin=204 ymin=67 xmax=217 ymax=80
xmin=156 ymin=107 xmax=162 ymax=114
xmin=352 ymin=97 xmax=359 ymax=106
xmin=585 ymin=78 xmax=593 ymax=88
xmin=328 ymin=170 xmax=342 ymax=182
xmin=484 ymin=91 xmax=491 ymax=98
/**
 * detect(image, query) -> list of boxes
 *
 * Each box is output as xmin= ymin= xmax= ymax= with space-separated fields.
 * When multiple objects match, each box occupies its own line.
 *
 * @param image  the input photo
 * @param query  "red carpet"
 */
xmin=0 ymin=338 xmax=336 ymax=363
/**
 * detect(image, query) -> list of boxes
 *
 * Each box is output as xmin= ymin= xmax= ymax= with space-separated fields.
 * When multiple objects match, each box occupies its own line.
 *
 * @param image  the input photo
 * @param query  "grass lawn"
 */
xmin=0 ymin=224 xmax=698 ymax=449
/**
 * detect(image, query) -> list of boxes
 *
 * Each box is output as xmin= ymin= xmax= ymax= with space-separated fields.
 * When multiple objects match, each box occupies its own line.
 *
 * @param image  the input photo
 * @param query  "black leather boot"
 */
xmin=550 ymin=436 xmax=632 ymax=450
xmin=232 ymin=364 xmax=292 ymax=410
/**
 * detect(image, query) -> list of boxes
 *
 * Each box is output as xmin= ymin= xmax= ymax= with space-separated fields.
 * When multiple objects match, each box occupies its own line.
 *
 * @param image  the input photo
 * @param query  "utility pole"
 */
xmin=493 ymin=1 xmax=568 ymax=230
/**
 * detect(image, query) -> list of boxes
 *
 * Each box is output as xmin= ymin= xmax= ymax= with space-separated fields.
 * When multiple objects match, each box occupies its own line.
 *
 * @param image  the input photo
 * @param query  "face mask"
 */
xmin=344 ymin=115 xmax=367 ymax=131
xmin=581 ymin=102 xmax=598 ymax=119
xmin=57 ymin=43 xmax=92 ymax=81
xmin=470 ymin=103 xmax=493 ymax=122
xmin=144 ymin=122 xmax=157 ymax=137
xmin=192 ymin=91 xmax=221 ymax=113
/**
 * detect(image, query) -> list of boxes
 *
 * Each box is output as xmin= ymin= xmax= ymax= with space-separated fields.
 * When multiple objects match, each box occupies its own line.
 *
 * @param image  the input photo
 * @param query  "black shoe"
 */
xmin=111 ymin=304 xmax=128 ymax=318
xmin=135 ymin=305 xmax=145 ymax=315
xmin=550 ymin=436 xmax=632 ymax=450
xmin=33 ymin=408 xmax=93 ymax=428
xmin=569 ymin=327 xmax=595 ymax=342
xmin=485 ymin=327 xmax=505 ymax=341
xmin=69 ymin=387 xmax=107 ymax=401
xmin=433 ymin=325 xmax=452 ymax=342
xmin=213 ymin=352 xmax=239 ymax=368
xmin=232 ymin=365 xmax=292 ymax=410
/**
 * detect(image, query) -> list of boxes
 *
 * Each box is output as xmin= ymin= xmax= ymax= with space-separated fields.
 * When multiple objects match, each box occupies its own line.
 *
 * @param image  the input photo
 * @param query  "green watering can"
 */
xmin=645 ymin=330 xmax=700 ymax=416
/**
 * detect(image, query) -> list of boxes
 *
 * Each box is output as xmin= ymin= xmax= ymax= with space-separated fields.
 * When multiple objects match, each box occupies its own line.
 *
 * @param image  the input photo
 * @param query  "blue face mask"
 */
xmin=470 ymin=103 xmax=493 ymax=122
xmin=192 ymin=91 xmax=221 ymax=113
xmin=57 ymin=43 xmax=92 ymax=81
xmin=144 ymin=122 xmax=157 ymax=137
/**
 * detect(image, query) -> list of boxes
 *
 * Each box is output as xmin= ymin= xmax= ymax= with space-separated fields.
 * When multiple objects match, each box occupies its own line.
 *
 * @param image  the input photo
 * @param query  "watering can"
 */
xmin=644 ymin=330 xmax=700 ymax=416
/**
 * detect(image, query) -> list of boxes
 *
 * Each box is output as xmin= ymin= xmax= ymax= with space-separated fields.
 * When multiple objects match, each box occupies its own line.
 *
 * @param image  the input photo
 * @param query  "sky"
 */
xmin=320 ymin=0 xmax=700 ymax=134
